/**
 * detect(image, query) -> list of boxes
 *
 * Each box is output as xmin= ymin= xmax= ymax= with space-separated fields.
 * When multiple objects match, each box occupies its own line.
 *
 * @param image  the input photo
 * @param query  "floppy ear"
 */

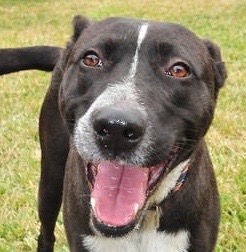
xmin=72 ymin=15 xmax=92 ymax=42
xmin=203 ymin=39 xmax=227 ymax=89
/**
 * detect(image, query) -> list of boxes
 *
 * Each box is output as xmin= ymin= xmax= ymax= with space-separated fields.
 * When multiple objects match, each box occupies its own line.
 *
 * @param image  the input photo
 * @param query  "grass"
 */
xmin=0 ymin=0 xmax=245 ymax=251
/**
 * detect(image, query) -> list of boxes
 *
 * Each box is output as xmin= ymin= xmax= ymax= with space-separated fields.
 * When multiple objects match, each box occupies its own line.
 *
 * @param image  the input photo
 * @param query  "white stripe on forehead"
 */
xmin=127 ymin=23 xmax=149 ymax=81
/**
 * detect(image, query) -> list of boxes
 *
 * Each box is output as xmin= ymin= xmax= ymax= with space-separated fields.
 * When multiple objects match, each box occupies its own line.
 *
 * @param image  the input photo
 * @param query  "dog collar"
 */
xmin=172 ymin=161 xmax=190 ymax=192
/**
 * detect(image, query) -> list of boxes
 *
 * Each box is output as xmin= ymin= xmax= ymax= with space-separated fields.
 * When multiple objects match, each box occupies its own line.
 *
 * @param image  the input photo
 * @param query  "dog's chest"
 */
xmin=83 ymin=230 xmax=189 ymax=252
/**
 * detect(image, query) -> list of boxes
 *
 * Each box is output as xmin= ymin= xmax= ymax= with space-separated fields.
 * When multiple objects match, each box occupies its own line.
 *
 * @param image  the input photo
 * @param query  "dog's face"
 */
xmin=59 ymin=17 xmax=226 ymax=236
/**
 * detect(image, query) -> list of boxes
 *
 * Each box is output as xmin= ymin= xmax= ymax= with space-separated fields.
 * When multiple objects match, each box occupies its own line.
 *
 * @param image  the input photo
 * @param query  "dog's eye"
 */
xmin=166 ymin=63 xmax=190 ymax=78
xmin=81 ymin=52 xmax=102 ymax=68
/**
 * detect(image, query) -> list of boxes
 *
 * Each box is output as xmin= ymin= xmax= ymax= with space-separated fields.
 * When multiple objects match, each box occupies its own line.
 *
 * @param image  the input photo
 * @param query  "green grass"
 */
xmin=0 ymin=0 xmax=245 ymax=251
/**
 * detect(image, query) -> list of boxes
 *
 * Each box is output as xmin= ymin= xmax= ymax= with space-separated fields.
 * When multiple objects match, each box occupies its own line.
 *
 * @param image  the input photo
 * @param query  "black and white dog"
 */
xmin=1 ymin=16 xmax=227 ymax=252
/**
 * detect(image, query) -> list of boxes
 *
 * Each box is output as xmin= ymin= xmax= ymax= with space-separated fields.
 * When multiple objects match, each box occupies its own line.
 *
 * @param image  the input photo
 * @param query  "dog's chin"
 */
xmin=91 ymin=215 xmax=137 ymax=237
xmin=84 ymin=146 xmax=179 ymax=237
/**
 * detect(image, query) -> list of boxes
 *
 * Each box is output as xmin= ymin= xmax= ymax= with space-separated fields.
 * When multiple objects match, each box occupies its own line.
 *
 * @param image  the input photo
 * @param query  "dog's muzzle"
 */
xmin=77 ymin=104 xmax=179 ymax=233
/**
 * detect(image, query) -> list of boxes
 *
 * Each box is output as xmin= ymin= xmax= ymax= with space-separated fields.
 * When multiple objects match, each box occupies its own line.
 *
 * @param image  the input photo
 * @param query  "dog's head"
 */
xmin=58 ymin=16 xmax=226 ymax=236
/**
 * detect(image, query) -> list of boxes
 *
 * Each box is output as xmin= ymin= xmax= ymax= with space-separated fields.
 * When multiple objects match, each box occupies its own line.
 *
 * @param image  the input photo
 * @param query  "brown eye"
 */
xmin=166 ymin=63 xmax=190 ymax=78
xmin=82 ymin=52 xmax=102 ymax=67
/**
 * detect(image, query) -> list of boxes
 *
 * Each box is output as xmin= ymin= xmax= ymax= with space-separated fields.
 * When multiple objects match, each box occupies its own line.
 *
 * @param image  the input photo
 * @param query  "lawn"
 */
xmin=0 ymin=0 xmax=245 ymax=251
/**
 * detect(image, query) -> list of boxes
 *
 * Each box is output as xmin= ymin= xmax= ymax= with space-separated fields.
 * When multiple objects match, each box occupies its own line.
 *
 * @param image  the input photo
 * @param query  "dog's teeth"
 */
xmin=91 ymin=197 xmax=96 ymax=210
xmin=134 ymin=203 xmax=139 ymax=214
xmin=119 ymin=160 xmax=125 ymax=165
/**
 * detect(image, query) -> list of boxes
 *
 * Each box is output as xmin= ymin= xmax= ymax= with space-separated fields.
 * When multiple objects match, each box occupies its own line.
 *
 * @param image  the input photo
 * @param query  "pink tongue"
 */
xmin=91 ymin=161 xmax=149 ymax=227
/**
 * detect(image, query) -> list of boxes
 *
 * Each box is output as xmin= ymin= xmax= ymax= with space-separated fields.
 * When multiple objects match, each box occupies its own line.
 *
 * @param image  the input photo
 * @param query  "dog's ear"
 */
xmin=203 ymin=39 xmax=227 ymax=89
xmin=60 ymin=15 xmax=92 ymax=69
xmin=72 ymin=15 xmax=92 ymax=42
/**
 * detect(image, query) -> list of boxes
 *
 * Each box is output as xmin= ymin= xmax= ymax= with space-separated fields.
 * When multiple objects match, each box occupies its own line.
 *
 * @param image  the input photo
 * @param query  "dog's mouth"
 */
xmin=85 ymin=146 xmax=178 ymax=233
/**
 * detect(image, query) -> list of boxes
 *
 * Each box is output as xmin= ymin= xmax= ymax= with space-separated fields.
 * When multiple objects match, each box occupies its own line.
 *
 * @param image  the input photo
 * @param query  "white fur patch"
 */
xmin=83 ymin=230 xmax=190 ymax=252
xmin=128 ymin=24 xmax=148 ymax=80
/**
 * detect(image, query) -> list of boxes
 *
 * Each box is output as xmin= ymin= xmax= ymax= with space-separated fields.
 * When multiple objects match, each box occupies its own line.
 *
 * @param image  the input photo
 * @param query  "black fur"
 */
xmin=0 ymin=46 xmax=62 ymax=75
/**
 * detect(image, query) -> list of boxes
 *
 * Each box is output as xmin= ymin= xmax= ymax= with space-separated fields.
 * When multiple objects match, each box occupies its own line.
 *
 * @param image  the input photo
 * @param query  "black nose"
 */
xmin=92 ymin=105 xmax=146 ymax=155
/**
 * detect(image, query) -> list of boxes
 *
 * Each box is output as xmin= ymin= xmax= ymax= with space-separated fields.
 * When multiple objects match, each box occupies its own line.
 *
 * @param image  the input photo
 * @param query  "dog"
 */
xmin=2 ymin=15 xmax=227 ymax=252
